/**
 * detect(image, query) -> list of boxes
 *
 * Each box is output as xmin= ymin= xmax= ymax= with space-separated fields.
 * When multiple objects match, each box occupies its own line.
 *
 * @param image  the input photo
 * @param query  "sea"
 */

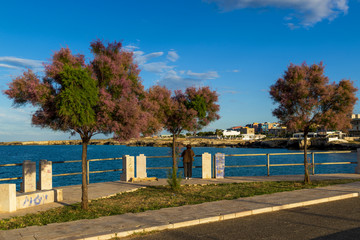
xmin=0 ymin=145 xmax=356 ymax=190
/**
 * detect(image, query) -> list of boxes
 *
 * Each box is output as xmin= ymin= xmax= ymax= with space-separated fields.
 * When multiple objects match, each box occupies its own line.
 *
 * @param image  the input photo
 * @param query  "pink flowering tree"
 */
xmin=270 ymin=62 xmax=357 ymax=184
xmin=149 ymin=86 xmax=220 ymax=186
xmin=4 ymin=40 xmax=157 ymax=209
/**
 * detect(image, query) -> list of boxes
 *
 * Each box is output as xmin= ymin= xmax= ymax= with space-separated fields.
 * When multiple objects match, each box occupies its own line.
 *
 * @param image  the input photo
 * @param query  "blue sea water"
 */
xmin=0 ymin=145 xmax=356 ymax=190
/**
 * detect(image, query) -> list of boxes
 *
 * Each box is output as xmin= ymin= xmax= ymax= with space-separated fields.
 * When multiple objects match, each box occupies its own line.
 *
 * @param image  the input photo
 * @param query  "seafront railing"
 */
xmin=222 ymin=151 xmax=356 ymax=177
xmin=1 ymin=151 xmax=359 ymax=187
xmin=0 ymin=162 xmax=23 ymax=182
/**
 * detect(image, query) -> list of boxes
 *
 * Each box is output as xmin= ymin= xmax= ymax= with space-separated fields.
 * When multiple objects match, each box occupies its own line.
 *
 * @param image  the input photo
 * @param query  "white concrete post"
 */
xmin=356 ymin=148 xmax=360 ymax=174
xmin=0 ymin=184 xmax=16 ymax=212
xmin=202 ymin=152 xmax=211 ymax=179
xmin=21 ymin=160 xmax=36 ymax=192
xmin=38 ymin=160 xmax=52 ymax=190
xmin=136 ymin=154 xmax=147 ymax=179
xmin=121 ymin=155 xmax=135 ymax=182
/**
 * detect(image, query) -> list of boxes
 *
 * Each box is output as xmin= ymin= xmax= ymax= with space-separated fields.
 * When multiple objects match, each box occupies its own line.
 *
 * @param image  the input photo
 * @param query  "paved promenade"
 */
xmin=1 ymin=174 xmax=360 ymax=240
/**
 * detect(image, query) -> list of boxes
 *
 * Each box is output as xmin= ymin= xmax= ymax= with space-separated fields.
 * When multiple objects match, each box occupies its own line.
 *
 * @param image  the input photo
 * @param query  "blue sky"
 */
xmin=1 ymin=0 xmax=360 ymax=142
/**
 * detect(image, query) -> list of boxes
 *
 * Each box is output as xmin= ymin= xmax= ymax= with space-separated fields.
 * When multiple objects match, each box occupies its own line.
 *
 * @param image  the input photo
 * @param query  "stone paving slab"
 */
xmin=1 ymin=179 xmax=359 ymax=240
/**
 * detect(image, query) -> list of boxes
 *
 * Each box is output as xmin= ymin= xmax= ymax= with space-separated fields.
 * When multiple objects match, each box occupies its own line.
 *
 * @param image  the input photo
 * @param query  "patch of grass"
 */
xmin=1 ymin=179 xmax=359 ymax=230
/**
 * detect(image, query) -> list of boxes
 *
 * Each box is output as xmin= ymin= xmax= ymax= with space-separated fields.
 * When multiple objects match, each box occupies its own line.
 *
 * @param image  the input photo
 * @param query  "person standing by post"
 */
xmin=181 ymin=145 xmax=195 ymax=179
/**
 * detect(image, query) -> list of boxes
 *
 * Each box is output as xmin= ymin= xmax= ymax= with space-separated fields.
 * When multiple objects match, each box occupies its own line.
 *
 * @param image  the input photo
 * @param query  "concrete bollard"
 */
xmin=356 ymin=149 xmax=360 ymax=174
xmin=21 ymin=160 xmax=36 ymax=192
xmin=38 ymin=160 xmax=52 ymax=190
xmin=136 ymin=154 xmax=147 ymax=179
xmin=202 ymin=152 xmax=211 ymax=179
xmin=0 ymin=184 xmax=16 ymax=212
xmin=215 ymin=153 xmax=225 ymax=179
xmin=121 ymin=155 xmax=135 ymax=182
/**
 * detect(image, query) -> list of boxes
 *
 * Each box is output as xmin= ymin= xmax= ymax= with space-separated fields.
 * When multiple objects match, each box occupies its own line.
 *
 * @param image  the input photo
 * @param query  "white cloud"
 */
xmin=123 ymin=45 xmax=139 ymax=51
xmin=0 ymin=56 xmax=43 ymax=69
xmin=157 ymin=70 xmax=201 ymax=89
xmin=205 ymin=0 xmax=349 ymax=27
xmin=143 ymin=62 xmax=174 ymax=73
xmin=0 ymin=63 xmax=20 ymax=69
xmin=129 ymin=47 xmax=220 ymax=89
xmin=157 ymin=70 xmax=220 ymax=90
xmin=167 ymin=51 xmax=179 ymax=62
xmin=186 ymin=70 xmax=219 ymax=79
xmin=132 ymin=51 xmax=174 ymax=73
xmin=133 ymin=51 xmax=164 ymax=65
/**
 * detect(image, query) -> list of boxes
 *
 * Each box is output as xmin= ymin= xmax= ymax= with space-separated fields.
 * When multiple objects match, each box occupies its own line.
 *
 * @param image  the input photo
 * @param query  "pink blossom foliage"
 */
xmin=148 ymin=86 xmax=220 ymax=137
xmin=4 ymin=39 xmax=156 ymax=141
xmin=270 ymin=62 xmax=357 ymax=133
xmin=270 ymin=62 xmax=357 ymax=183
xmin=145 ymin=84 xmax=220 ymax=168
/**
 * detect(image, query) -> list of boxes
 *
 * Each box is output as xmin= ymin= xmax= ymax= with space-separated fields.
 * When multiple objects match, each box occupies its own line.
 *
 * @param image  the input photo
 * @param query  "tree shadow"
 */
xmin=312 ymin=227 xmax=360 ymax=240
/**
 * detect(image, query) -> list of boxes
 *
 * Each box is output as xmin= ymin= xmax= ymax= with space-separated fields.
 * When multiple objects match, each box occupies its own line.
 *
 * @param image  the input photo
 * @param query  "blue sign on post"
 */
xmin=215 ymin=153 xmax=225 ymax=178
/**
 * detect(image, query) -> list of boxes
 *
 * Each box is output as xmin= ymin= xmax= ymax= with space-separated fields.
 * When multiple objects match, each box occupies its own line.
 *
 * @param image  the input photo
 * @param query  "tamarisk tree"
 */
xmin=4 ymin=40 xmax=155 ymax=209
xmin=148 ymin=86 xmax=220 ymax=187
xmin=270 ymin=62 xmax=357 ymax=183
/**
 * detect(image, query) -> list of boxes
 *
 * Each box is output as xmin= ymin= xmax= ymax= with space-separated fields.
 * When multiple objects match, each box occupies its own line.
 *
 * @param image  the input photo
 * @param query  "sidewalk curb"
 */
xmin=80 ymin=192 xmax=359 ymax=240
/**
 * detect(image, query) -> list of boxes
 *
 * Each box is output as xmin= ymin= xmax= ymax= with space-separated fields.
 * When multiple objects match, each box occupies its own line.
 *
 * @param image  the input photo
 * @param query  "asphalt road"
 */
xmin=125 ymin=197 xmax=360 ymax=240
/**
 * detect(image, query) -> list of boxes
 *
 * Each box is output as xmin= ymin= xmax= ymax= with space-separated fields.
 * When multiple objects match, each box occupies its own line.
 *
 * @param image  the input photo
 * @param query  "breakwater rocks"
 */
xmin=0 ymin=139 xmax=122 ymax=146
xmin=128 ymin=138 xmax=360 ymax=150
xmin=2 ymin=137 xmax=360 ymax=150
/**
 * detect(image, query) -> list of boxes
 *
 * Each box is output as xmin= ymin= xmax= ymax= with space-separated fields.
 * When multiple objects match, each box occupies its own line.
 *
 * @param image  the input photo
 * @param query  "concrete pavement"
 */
xmin=1 ymin=174 xmax=360 ymax=240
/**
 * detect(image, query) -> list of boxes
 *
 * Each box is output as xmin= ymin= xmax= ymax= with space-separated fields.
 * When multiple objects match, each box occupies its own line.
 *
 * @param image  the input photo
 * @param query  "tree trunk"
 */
xmin=303 ymin=131 xmax=311 ymax=184
xmin=172 ymin=133 xmax=177 ymax=170
xmin=81 ymin=139 xmax=89 ymax=210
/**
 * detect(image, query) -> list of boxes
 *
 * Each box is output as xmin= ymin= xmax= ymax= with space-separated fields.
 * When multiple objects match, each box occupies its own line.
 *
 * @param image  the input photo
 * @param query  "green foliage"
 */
xmin=167 ymin=167 xmax=182 ymax=191
xmin=57 ymin=64 xmax=98 ymax=127
xmin=215 ymin=129 xmax=223 ymax=136
xmin=186 ymin=95 xmax=207 ymax=118
xmin=197 ymin=131 xmax=215 ymax=136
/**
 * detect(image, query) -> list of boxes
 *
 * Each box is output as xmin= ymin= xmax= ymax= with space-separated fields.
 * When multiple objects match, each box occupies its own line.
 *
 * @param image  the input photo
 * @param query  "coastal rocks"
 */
xmin=258 ymin=139 xmax=289 ymax=148
xmin=1 ymin=137 xmax=360 ymax=150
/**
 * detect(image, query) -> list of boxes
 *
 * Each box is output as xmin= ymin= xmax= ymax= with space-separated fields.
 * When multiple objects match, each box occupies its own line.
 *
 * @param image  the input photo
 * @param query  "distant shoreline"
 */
xmin=1 ymin=137 xmax=359 ymax=150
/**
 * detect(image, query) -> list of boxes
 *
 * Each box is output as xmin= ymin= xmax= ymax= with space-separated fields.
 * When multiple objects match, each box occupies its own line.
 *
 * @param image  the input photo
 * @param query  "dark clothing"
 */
xmin=184 ymin=162 xmax=192 ymax=178
xmin=181 ymin=148 xmax=195 ymax=178
xmin=181 ymin=149 xmax=195 ymax=163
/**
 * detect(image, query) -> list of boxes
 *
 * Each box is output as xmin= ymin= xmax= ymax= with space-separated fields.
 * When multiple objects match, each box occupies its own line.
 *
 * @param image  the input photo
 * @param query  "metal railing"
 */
xmin=146 ymin=155 xmax=203 ymax=170
xmin=221 ymin=151 xmax=356 ymax=177
xmin=0 ymin=163 xmax=23 ymax=182
xmin=0 ymin=151 xmax=357 ymax=185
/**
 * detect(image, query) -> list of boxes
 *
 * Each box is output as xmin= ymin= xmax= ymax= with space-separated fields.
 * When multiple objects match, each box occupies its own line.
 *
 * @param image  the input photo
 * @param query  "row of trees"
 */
xmin=4 ymin=40 xmax=220 ymax=209
xmin=4 ymin=39 xmax=358 ymax=206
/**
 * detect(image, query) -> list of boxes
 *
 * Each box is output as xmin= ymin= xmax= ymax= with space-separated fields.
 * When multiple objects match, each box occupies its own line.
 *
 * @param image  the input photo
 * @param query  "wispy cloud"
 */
xmin=133 ymin=51 xmax=164 ymax=65
xmin=0 ymin=56 xmax=43 ymax=69
xmin=157 ymin=69 xmax=220 ymax=90
xmin=0 ymin=63 xmax=20 ymax=69
xmin=129 ymin=47 xmax=220 ymax=89
xmin=186 ymin=70 xmax=219 ymax=79
xmin=143 ymin=62 xmax=174 ymax=73
xmin=124 ymin=45 xmax=139 ymax=51
xmin=167 ymin=51 xmax=179 ymax=62
xmin=157 ymin=70 xmax=202 ymax=90
xmin=204 ymin=0 xmax=349 ymax=27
